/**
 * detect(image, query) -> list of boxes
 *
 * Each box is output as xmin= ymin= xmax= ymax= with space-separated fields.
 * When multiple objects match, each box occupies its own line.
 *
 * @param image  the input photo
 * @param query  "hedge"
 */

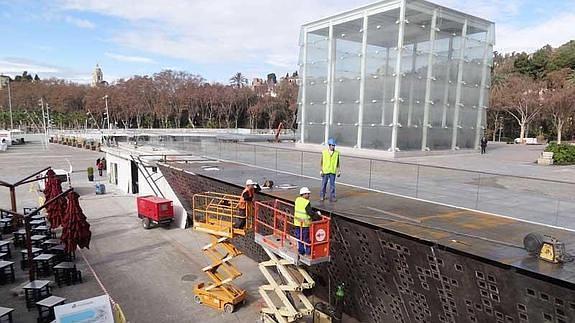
xmin=545 ymin=142 xmax=575 ymax=165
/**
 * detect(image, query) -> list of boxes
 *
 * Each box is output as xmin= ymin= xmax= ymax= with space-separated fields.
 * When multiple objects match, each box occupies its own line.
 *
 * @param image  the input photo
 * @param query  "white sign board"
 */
xmin=54 ymin=294 xmax=114 ymax=323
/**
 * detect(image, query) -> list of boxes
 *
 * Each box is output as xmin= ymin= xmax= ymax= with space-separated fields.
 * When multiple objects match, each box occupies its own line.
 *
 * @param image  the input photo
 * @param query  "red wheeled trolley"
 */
xmin=136 ymin=196 xmax=174 ymax=229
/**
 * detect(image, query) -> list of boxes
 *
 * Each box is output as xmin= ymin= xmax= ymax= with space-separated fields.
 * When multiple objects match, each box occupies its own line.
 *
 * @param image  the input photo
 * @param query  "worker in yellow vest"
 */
xmin=320 ymin=138 xmax=341 ymax=202
xmin=294 ymin=187 xmax=321 ymax=255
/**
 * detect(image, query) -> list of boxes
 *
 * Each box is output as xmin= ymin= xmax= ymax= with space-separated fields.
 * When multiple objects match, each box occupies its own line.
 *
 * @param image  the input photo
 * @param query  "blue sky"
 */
xmin=1 ymin=0 xmax=574 ymax=84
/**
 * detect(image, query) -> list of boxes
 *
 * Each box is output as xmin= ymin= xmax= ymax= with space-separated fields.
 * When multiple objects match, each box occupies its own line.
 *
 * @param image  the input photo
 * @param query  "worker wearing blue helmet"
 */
xmin=320 ymin=138 xmax=341 ymax=202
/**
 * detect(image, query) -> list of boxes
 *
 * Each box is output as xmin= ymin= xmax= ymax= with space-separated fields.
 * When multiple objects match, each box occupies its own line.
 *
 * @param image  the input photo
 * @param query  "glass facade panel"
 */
xmin=298 ymin=0 xmax=494 ymax=153
xmin=301 ymin=28 xmax=330 ymax=143
xmin=363 ymin=8 xmax=400 ymax=149
xmin=330 ymin=18 xmax=364 ymax=146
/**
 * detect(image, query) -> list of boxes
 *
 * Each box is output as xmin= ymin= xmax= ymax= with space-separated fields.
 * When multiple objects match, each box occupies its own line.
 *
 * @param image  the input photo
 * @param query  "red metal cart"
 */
xmin=137 ymin=196 xmax=174 ymax=229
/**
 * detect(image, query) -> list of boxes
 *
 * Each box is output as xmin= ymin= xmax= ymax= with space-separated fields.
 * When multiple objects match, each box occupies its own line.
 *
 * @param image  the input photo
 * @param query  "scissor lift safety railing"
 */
xmin=254 ymin=199 xmax=331 ymax=323
xmin=191 ymin=192 xmax=253 ymax=313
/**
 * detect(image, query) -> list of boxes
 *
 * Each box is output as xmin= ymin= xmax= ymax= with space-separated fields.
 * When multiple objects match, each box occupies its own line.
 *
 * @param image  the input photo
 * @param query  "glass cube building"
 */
xmin=296 ymin=0 xmax=495 ymax=152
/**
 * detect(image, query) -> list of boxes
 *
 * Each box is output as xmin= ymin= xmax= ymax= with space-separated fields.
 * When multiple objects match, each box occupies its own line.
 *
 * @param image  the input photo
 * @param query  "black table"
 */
xmin=12 ymin=229 xmax=25 ymax=248
xmin=32 ymin=225 xmax=51 ymax=237
xmin=53 ymin=262 xmax=82 ymax=287
xmin=0 ymin=306 xmax=14 ymax=323
xmin=0 ymin=261 xmax=15 ymax=284
xmin=0 ymin=241 xmax=11 ymax=259
xmin=20 ymin=248 xmax=43 ymax=270
xmin=29 ymin=220 xmax=46 ymax=229
xmin=23 ymin=280 xmax=51 ymax=309
xmin=0 ymin=219 xmax=12 ymax=234
xmin=48 ymin=244 xmax=73 ymax=262
xmin=30 ymin=235 xmax=47 ymax=248
xmin=33 ymin=254 xmax=56 ymax=277
xmin=36 ymin=296 xmax=65 ymax=323
xmin=41 ymin=239 xmax=60 ymax=251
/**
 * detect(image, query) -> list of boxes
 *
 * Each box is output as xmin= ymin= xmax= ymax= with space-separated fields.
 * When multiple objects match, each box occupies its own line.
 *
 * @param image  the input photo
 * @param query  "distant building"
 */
xmin=280 ymin=72 xmax=299 ymax=85
xmin=0 ymin=75 xmax=10 ymax=89
xmin=251 ymin=77 xmax=277 ymax=97
xmin=91 ymin=64 xmax=107 ymax=87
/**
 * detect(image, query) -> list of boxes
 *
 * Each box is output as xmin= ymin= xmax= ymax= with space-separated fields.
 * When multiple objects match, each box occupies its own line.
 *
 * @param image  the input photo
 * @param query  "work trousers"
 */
xmin=320 ymin=173 xmax=336 ymax=200
xmin=294 ymin=226 xmax=311 ymax=255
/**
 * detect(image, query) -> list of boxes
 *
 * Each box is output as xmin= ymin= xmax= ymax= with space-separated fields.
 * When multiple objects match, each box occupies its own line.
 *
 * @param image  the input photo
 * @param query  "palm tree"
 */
xmin=229 ymin=72 xmax=248 ymax=88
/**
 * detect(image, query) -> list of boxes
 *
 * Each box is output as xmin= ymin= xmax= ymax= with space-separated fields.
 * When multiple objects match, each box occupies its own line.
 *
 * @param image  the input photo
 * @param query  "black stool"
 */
xmin=0 ymin=261 xmax=15 ymax=284
xmin=23 ymin=280 xmax=51 ymax=309
xmin=33 ymin=254 xmax=56 ymax=277
xmin=53 ymin=262 xmax=82 ymax=287
xmin=20 ymin=248 xmax=43 ymax=270
xmin=0 ymin=307 xmax=14 ymax=323
xmin=12 ymin=229 xmax=26 ymax=248
xmin=36 ymin=296 xmax=65 ymax=323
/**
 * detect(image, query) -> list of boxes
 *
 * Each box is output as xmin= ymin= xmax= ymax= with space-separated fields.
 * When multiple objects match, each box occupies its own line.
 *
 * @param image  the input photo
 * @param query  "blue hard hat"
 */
xmin=328 ymin=138 xmax=336 ymax=146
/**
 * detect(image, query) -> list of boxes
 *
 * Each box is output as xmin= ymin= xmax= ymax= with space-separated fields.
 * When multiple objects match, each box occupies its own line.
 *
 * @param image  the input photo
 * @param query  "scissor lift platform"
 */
xmin=254 ymin=199 xmax=331 ymax=323
xmin=191 ymin=192 xmax=253 ymax=313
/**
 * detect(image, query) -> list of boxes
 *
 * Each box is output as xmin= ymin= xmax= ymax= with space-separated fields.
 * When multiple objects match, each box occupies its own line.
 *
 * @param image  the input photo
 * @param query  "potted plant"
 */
xmin=87 ymin=167 xmax=94 ymax=181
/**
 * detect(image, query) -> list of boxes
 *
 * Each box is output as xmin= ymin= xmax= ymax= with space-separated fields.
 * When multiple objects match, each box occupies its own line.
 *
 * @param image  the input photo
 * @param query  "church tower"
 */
xmin=91 ymin=64 xmax=104 ymax=87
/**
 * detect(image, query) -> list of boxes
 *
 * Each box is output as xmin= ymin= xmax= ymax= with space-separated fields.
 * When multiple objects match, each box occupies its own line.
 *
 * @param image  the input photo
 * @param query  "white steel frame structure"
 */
xmin=297 ymin=0 xmax=495 ymax=152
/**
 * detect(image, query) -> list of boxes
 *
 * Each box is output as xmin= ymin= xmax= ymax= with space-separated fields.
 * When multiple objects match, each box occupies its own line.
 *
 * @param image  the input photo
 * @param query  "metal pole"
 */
xmin=9 ymin=186 xmax=16 ymax=212
xmin=104 ymin=95 xmax=110 ymax=130
xmin=324 ymin=24 xmax=334 ymax=144
xmin=475 ymin=173 xmax=481 ymax=209
xmin=357 ymin=14 xmax=369 ymax=148
xmin=368 ymin=159 xmax=373 ymax=189
xmin=46 ymin=103 xmax=51 ymax=137
xmin=421 ymin=10 xmax=438 ymax=151
xmin=390 ymin=0 xmax=407 ymax=152
xmin=7 ymin=80 xmax=13 ymax=129
xmin=24 ymin=216 xmax=35 ymax=281
xmin=474 ymin=25 xmax=493 ymax=150
xmin=451 ymin=20 xmax=468 ymax=150
xmin=415 ymin=165 xmax=420 ymax=198
xmin=40 ymin=98 xmax=47 ymax=148
xmin=300 ymin=30 xmax=308 ymax=144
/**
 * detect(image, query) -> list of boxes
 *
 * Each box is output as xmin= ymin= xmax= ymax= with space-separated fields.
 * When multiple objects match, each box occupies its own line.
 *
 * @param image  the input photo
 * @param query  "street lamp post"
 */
xmin=7 ymin=79 xmax=13 ymax=129
xmin=103 ymin=95 xmax=110 ymax=130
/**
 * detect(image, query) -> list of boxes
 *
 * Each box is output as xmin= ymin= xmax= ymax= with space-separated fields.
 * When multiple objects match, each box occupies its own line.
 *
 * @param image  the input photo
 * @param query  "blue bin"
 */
xmin=95 ymin=183 xmax=106 ymax=195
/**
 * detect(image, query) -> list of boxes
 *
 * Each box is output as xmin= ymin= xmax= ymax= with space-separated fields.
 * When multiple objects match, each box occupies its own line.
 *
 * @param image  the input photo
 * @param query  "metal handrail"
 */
xmin=232 ymin=142 xmax=575 ymax=186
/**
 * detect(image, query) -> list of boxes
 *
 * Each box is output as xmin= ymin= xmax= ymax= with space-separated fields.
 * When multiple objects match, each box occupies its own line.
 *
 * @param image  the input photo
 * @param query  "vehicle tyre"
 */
xmin=193 ymin=295 xmax=202 ymax=304
xmin=142 ymin=217 xmax=151 ymax=229
xmin=223 ymin=303 xmax=234 ymax=313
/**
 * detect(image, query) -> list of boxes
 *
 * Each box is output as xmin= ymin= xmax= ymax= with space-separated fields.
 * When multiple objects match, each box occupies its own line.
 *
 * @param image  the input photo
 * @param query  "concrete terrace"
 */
xmin=0 ymin=141 xmax=266 ymax=322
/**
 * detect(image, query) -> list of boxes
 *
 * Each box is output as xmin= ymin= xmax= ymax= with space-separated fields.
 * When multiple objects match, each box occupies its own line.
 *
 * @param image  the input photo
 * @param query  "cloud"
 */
xmin=0 ymin=57 xmax=95 ymax=84
xmin=105 ymin=52 xmax=156 ymax=64
xmin=64 ymin=15 xmax=96 ymax=29
xmin=57 ymin=0 xmax=373 ymax=70
xmin=496 ymin=13 xmax=575 ymax=53
xmin=0 ymin=57 xmax=61 ymax=74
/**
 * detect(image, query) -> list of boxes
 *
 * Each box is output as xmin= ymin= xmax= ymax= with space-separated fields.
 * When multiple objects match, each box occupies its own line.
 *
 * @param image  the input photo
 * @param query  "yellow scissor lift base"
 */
xmin=192 ymin=192 xmax=252 ymax=313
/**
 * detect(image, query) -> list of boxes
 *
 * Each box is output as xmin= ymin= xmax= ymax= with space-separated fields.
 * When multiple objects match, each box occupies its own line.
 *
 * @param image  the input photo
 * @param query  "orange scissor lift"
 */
xmin=254 ymin=199 xmax=331 ymax=323
xmin=191 ymin=192 xmax=252 ymax=313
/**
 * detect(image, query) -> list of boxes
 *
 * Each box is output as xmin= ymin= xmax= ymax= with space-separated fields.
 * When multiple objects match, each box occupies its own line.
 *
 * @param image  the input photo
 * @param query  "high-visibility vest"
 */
xmin=322 ymin=149 xmax=340 ymax=174
xmin=238 ymin=187 xmax=253 ymax=209
xmin=294 ymin=196 xmax=311 ymax=227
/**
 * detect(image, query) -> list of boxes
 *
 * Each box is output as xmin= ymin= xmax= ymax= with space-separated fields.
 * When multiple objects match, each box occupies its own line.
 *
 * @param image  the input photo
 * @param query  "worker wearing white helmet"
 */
xmin=294 ymin=187 xmax=321 ymax=255
xmin=236 ymin=179 xmax=260 ymax=229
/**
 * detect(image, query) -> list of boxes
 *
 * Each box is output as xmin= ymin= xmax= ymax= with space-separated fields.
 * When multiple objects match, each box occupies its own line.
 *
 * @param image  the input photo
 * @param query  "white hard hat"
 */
xmin=246 ymin=179 xmax=256 ymax=186
xmin=299 ymin=187 xmax=311 ymax=195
